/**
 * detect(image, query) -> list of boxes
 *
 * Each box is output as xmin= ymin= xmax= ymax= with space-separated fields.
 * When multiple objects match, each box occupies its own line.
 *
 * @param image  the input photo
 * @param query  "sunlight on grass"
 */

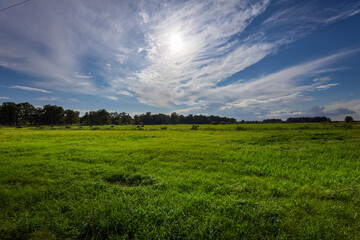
xmin=0 ymin=123 xmax=359 ymax=239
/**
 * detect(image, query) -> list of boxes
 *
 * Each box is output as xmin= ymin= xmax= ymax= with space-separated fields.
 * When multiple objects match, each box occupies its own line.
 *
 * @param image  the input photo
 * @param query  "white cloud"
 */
xmin=106 ymin=96 xmax=118 ymax=101
xmin=68 ymin=98 xmax=80 ymax=102
xmin=118 ymin=91 xmax=133 ymax=97
xmin=313 ymin=76 xmax=331 ymax=82
xmin=209 ymin=49 xmax=356 ymax=110
xmin=0 ymin=97 xmax=11 ymax=99
xmin=74 ymin=72 xmax=92 ymax=79
xmin=315 ymin=83 xmax=338 ymax=91
xmin=35 ymin=97 xmax=57 ymax=101
xmin=139 ymin=11 xmax=149 ymax=23
xmin=261 ymin=1 xmax=360 ymax=38
xmin=10 ymin=85 xmax=51 ymax=93
xmin=174 ymin=106 xmax=202 ymax=114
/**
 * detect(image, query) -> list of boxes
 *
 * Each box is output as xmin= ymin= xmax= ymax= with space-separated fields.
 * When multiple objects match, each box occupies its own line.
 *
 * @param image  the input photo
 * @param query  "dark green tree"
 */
xmin=17 ymin=102 xmax=35 ymax=125
xmin=41 ymin=105 xmax=65 ymax=125
xmin=0 ymin=102 xmax=18 ymax=125
xmin=97 ymin=109 xmax=111 ymax=125
xmin=345 ymin=116 xmax=354 ymax=123
xmin=110 ymin=112 xmax=120 ymax=125
xmin=64 ymin=109 xmax=80 ymax=125
xmin=170 ymin=112 xmax=179 ymax=124
xmin=119 ymin=112 xmax=132 ymax=125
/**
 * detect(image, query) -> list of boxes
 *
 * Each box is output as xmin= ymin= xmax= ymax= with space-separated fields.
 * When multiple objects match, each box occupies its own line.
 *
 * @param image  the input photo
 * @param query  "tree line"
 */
xmin=0 ymin=102 xmax=80 ymax=126
xmin=1 ymin=101 xmax=351 ymax=126
xmin=263 ymin=117 xmax=330 ymax=123
xmin=0 ymin=102 xmax=237 ymax=126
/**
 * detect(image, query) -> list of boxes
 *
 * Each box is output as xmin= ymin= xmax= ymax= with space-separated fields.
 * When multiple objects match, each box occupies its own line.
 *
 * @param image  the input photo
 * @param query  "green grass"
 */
xmin=0 ymin=123 xmax=359 ymax=239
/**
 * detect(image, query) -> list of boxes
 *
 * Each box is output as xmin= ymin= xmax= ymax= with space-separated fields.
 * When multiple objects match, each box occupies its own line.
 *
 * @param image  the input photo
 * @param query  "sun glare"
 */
xmin=169 ymin=33 xmax=185 ymax=53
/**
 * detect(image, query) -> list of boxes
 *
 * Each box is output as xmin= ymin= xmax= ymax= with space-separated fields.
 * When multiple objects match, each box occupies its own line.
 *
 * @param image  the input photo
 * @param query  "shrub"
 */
xmin=190 ymin=125 xmax=199 ymax=130
xmin=345 ymin=116 xmax=354 ymax=123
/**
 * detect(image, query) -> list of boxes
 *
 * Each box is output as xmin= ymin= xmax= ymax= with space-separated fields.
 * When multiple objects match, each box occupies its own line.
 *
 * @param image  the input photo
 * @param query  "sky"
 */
xmin=0 ymin=0 xmax=360 ymax=121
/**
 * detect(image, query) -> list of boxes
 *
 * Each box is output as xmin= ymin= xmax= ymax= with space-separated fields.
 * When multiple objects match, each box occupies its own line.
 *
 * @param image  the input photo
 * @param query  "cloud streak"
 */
xmin=106 ymin=96 xmax=118 ymax=101
xmin=10 ymin=85 xmax=51 ymax=93
xmin=35 ymin=96 xmax=56 ymax=101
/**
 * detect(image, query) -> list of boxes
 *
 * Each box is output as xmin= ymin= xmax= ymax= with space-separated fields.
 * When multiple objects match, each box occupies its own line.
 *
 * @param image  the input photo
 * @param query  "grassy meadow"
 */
xmin=0 ymin=123 xmax=359 ymax=239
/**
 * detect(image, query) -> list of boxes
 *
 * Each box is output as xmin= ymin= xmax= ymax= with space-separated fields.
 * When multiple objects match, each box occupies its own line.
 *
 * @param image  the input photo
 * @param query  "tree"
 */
xmin=41 ymin=105 xmax=64 ymax=125
xmin=0 ymin=102 xmax=18 ymax=125
xmin=170 ymin=112 xmax=179 ymax=124
xmin=64 ymin=109 xmax=80 ymax=125
xmin=85 ymin=109 xmax=111 ymax=125
xmin=0 ymin=102 xmax=239 ymax=126
xmin=80 ymin=112 xmax=89 ymax=125
xmin=96 ymin=109 xmax=111 ymax=125
xmin=119 ymin=112 xmax=132 ymax=125
xmin=17 ymin=102 xmax=35 ymax=125
xmin=110 ymin=112 xmax=120 ymax=125
xmin=31 ymin=107 xmax=43 ymax=125
xmin=345 ymin=116 xmax=354 ymax=123
xmin=263 ymin=119 xmax=283 ymax=123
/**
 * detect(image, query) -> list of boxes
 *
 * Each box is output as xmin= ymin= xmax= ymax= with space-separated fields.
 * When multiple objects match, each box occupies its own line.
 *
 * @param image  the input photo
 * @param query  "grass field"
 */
xmin=0 ymin=123 xmax=359 ymax=239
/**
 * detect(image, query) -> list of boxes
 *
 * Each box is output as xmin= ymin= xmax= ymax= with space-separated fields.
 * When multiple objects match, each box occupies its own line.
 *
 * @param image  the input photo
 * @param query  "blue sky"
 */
xmin=0 ymin=0 xmax=360 ymax=120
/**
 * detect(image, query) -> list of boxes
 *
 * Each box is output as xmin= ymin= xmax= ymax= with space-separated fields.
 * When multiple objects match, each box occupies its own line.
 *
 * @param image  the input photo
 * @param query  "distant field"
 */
xmin=0 ymin=123 xmax=359 ymax=239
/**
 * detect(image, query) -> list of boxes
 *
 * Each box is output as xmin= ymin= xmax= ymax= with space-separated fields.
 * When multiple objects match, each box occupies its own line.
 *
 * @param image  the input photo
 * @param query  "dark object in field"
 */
xmin=51 ymin=125 xmax=54 ymax=127
xmin=190 ymin=125 xmax=199 ymax=130
xmin=140 ymin=122 xmax=144 ymax=127
xmin=110 ymin=125 xmax=114 ymax=127
xmin=16 ymin=125 xmax=23 ymax=128
xmin=345 ymin=116 xmax=354 ymax=123
xmin=65 ymin=126 xmax=70 ymax=129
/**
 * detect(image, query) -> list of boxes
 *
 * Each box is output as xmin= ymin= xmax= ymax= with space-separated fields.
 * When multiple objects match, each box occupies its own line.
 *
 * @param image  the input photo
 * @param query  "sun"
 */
xmin=168 ymin=33 xmax=185 ymax=53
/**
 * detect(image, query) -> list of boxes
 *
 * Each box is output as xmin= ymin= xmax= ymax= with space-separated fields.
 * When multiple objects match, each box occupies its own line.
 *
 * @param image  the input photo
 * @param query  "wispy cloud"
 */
xmin=261 ymin=1 xmax=360 ymax=38
xmin=314 ymin=83 xmax=338 ymax=91
xmin=35 ymin=97 xmax=56 ymax=101
xmin=313 ymin=76 xmax=331 ymax=82
xmin=209 ymin=49 xmax=356 ymax=110
xmin=118 ymin=91 xmax=133 ymax=97
xmin=106 ymin=96 xmax=118 ymax=101
xmin=10 ymin=85 xmax=51 ymax=93
xmin=0 ymin=96 xmax=11 ymax=99
xmin=68 ymin=98 xmax=80 ymax=102
xmin=74 ymin=72 xmax=93 ymax=79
